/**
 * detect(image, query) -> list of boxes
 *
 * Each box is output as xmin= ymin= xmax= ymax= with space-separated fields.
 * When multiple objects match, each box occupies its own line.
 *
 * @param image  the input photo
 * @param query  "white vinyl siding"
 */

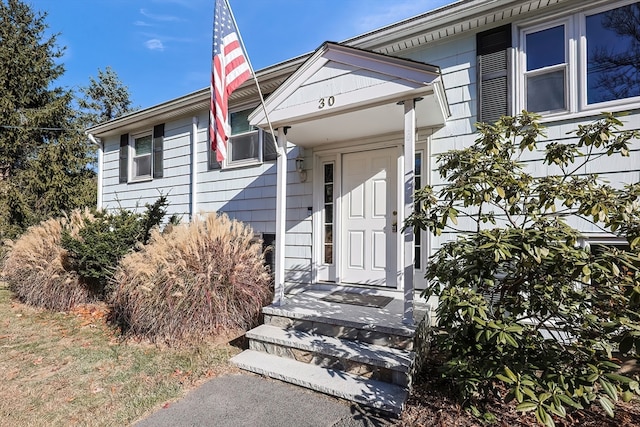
xmin=102 ymin=116 xmax=196 ymax=218
xmin=98 ymin=0 xmax=640 ymax=292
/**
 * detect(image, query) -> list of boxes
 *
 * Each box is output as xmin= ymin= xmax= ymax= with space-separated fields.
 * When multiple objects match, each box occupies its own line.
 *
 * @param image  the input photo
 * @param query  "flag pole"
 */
xmin=224 ymin=0 xmax=281 ymax=157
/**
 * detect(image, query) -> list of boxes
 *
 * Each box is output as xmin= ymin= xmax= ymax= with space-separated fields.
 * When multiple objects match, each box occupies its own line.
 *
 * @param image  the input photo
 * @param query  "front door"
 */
xmin=341 ymin=148 xmax=397 ymax=286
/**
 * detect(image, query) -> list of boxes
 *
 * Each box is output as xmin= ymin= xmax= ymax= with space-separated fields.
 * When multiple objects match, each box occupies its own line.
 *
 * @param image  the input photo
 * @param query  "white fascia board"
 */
xmin=249 ymin=43 xmax=442 ymax=128
xmin=249 ymin=45 xmax=331 ymax=126
xmin=87 ymin=89 xmax=208 ymax=137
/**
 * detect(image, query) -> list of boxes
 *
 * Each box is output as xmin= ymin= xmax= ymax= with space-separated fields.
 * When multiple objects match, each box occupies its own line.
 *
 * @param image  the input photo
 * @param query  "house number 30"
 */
xmin=318 ymin=96 xmax=335 ymax=109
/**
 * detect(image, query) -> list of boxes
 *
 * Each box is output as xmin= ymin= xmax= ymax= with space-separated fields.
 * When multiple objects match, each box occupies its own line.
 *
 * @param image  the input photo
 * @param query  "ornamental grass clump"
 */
xmin=111 ymin=212 xmax=272 ymax=343
xmin=2 ymin=209 xmax=95 ymax=311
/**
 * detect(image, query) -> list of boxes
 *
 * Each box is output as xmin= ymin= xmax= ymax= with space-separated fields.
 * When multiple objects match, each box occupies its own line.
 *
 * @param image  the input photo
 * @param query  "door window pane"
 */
xmin=586 ymin=3 xmax=640 ymax=104
xmin=323 ymin=162 xmax=334 ymax=265
xmin=414 ymin=153 xmax=422 ymax=269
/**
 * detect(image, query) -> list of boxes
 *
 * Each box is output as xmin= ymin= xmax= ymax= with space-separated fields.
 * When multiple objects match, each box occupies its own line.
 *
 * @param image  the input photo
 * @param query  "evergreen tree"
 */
xmin=77 ymin=66 xmax=138 ymax=128
xmin=0 ymin=0 xmax=70 ymax=179
xmin=0 ymin=0 xmax=96 ymax=238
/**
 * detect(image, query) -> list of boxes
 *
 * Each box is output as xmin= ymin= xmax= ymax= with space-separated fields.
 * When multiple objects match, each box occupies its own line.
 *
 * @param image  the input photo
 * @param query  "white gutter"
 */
xmin=87 ymin=133 xmax=103 ymax=210
xmin=191 ymin=116 xmax=198 ymax=220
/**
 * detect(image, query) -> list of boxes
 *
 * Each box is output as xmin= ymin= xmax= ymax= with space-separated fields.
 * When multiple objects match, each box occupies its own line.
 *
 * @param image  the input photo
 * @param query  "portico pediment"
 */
xmin=249 ymin=42 xmax=450 ymax=147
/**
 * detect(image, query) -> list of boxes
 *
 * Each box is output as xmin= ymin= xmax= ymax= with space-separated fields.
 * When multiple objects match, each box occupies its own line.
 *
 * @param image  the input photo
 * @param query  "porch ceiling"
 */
xmin=249 ymin=42 xmax=450 ymax=148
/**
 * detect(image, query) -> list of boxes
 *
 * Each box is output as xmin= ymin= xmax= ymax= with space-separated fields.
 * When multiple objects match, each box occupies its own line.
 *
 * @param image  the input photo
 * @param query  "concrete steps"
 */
xmin=263 ymin=311 xmax=415 ymax=350
xmin=231 ymin=350 xmax=408 ymax=415
xmin=246 ymin=324 xmax=413 ymax=387
xmin=231 ymin=291 xmax=420 ymax=415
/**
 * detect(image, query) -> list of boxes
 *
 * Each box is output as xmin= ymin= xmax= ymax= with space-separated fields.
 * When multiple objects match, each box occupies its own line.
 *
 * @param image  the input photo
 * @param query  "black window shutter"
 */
xmin=262 ymin=233 xmax=276 ymax=275
xmin=119 ymin=133 xmax=128 ymax=183
xmin=263 ymin=131 xmax=277 ymax=161
xmin=477 ymin=24 xmax=511 ymax=124
xmin=153 ymin=124 xmax=164 ymax=178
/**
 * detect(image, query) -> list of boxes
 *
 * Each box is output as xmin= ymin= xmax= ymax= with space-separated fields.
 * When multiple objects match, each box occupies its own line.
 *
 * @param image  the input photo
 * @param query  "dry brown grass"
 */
xmin=111 ymin=212 xmax=272 ymax=343
xmin=2 ymin=209 xmax=94 ymax=311
xmin=0 ymin=281 xmax=239 ymax=427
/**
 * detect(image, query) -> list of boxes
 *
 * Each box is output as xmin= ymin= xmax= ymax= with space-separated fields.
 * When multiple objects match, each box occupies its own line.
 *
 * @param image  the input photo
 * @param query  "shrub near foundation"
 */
xmin=2 ymin=209 xmax=95 ymax=311
xmin=111 ymin=212 xmax=272 ymax=343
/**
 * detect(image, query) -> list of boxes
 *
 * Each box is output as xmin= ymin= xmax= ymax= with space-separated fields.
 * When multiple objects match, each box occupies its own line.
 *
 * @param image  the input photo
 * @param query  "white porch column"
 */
xmin=273 ymin=127 xmax=288 ymax=306
xmin=401 ymin=99 xmax=416 ymax=325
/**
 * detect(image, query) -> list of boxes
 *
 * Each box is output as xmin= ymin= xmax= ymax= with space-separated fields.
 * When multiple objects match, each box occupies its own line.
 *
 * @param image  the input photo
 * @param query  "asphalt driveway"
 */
xmin=134 ymin=373 xmax=395 ymax=427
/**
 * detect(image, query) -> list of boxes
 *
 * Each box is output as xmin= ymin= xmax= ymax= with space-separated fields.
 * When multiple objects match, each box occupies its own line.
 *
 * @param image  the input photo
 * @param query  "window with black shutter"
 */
xmin=119 ymin=133 xmax=128 ymax=183
xmin=153 ymin=124 xmax=164 ymax=178
xmin=477 ymin=24 xmax=512 ymax=124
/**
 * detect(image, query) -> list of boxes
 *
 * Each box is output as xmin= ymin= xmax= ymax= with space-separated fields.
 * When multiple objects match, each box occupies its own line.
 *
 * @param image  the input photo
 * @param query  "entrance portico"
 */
xmin=249 ymin=42 xmax=449 ymax=324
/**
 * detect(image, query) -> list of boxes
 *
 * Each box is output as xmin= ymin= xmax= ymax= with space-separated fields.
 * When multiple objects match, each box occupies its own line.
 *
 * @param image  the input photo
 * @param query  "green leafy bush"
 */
xmin=61 ymin=196 xmax=175 ymax=298
xmin=406 ymin=112 xmax=640 ymax=425
xmin=2 ymin=209 xmax=94 ymax=311
xmin=111 ymin=212 xmax=272 ymax=343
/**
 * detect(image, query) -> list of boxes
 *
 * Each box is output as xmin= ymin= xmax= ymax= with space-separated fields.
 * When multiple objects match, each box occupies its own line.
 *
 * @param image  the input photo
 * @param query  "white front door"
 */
xmin=342 ymin=148 xmax=397 ymax=286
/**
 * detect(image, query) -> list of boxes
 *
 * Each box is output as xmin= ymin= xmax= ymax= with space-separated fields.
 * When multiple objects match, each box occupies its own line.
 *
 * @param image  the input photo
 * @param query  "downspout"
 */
xmin=87 ymin=133 xmax=103 ymax=210
xmin=191 ymin=116 xmax=198 ymax=220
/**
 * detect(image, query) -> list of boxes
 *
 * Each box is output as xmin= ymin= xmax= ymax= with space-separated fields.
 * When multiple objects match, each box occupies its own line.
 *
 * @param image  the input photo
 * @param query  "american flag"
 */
xmin=210 ymin=0 xmax=250 ymax=162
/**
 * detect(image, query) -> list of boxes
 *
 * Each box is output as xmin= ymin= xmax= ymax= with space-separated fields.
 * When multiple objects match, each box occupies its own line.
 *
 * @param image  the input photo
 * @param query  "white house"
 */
xmin=87 ymin=0 xmax=640 ymax=413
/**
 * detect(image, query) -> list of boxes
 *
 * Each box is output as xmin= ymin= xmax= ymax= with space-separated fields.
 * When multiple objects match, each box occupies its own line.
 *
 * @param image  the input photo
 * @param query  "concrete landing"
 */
xmin=263 ymin=289 xmax=428 ymax=337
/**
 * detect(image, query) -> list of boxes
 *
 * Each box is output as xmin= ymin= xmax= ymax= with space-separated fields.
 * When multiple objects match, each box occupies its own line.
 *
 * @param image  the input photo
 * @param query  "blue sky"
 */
xmin=28 ymin=0 xmax=455 ymax=110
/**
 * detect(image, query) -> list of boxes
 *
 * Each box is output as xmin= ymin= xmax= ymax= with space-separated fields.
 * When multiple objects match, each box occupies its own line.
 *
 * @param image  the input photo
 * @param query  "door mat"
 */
xmin=320 ymin=291 xmax=393 ymax=308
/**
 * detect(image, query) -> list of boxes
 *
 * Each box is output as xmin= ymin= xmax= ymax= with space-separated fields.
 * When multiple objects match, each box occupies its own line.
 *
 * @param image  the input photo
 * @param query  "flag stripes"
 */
xmin=210 ymin=0 xmax=250 ymax=163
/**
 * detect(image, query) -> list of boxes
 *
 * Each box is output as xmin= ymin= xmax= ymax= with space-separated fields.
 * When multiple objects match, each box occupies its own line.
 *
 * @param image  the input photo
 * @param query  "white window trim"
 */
xmin=414 ymin=149 xmax=426 ymax=274
xmin=314 ymin=154 xmax=339 ymax=283
xmin=218 ymin=104 xmax=276 ymax=170
xmin=578 ymin=0 xmax=640 ymax=113
xmin=130 ymin=130 xmax=153 ymax=182
xmin=515 ymin=0 xmax=640 ymax=122
xmin=517 ymin=17 xmax=574 ymax=118
xmin=224 ymin=128 xmax=266 ymax=169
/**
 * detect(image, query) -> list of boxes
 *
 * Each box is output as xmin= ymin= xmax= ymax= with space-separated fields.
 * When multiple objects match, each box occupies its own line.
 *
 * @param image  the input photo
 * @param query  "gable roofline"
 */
xmin=88 ymin=0 xmax=576 ymax=137
xmin=248 ymin=41 xmax=445 ymax=127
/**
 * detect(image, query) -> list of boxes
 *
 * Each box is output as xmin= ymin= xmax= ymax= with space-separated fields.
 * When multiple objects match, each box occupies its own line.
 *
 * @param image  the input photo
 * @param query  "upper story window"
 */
xmin=119 ymin=123 xmax=164 ymax=183
xmin=585 ymin=3 xmax=640 ymax=105
xmin=229 ymin=109 xmax=260 ymax=165
xmin=209 ymin=107 xmax=276 ymax=170
xmin=524 ymin=24 xmax=567 ymax=113
xmin=132 ymin=132 xmax=152 ymax=179
xmin=517 ymin=1 xmax=640 ymax=117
